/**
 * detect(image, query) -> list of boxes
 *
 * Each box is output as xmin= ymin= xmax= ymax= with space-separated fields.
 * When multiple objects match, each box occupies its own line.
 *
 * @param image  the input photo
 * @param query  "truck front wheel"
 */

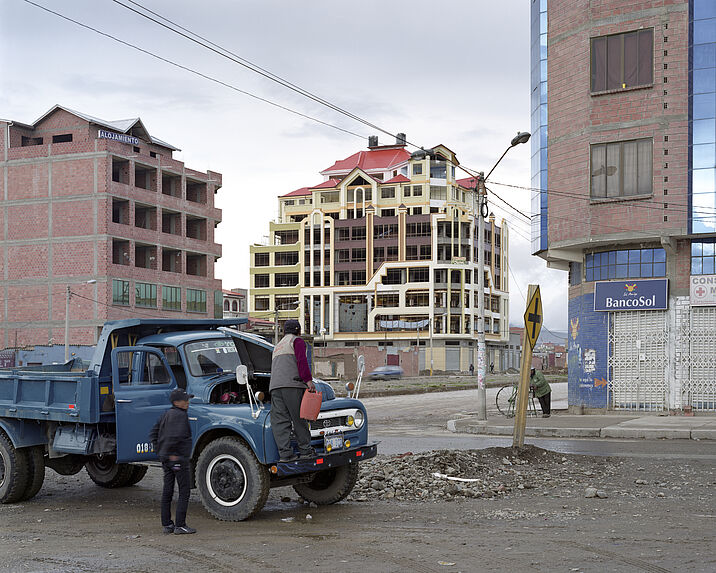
xmin=196 ymin=437 xmax=269 ymax=521
xmin=0 ymin=430 xmax=30 ymax=504
xmin=85 ymin=456 xmax=136 ymax=488
xmin=293 ymin=462 xmax=359 ymax=505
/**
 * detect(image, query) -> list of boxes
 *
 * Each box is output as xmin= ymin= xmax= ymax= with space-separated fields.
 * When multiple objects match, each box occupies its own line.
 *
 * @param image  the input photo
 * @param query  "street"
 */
xmin=1 ymin=387 xmax=714 ymax=573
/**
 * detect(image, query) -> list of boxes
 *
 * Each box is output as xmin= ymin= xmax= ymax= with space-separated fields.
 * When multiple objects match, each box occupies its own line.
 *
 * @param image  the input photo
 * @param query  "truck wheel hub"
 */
xmin=206 ymin=454 xmax=247 ymax=506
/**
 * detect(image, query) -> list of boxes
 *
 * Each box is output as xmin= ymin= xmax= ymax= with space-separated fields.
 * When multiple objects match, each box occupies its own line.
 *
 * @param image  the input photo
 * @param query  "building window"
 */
xmin=413 ymin=164 xmax=423 ymax=175
xmin=585 ymin=248 xmax=666 ymax=281
xmin=412 ymin=185 xmax=423 ymax=196
xmin=380 ymin=209 xmax=396 ymax=217
xmin=381 ymin=187 xmax=395 ymax=199
xmin=376 ymin=293 xmax=399 ymax=307
xmin=254 ymin=296 xmax=270 ymax=311
xmin=254 ymin=252 xmax=269 ymax=266
xmin=214 ymin=290 xmax=223 ymax=318
xmin=275 ymin=272 xmax=299 ymax=287
xmin=112 ymin=279 xmax=130 ymax=306
xmin=351 ymin=227 xmax=366 ymax=241
xmin=407 ymin=222 xmax=431 ymax=237
xmin=374 ymin=224 xmax=397 ymax=239
xmin=52 ymin=133 xmax=73 ymax=144
xmin=162 ymin=286 xmax=182 ymax=311
xmin=430 ymin=186 xmax=447 ymax=200
xmin=254 ymin=274 xmax=270 ymax=288
xmin=590 ymin=138 xmax=652 ymax=198
xmin=591 ymin=29 xmax=653 ymax=93
xmin=275 ymin=251 xmax=299 ymax=266
xmin=408 ymin=267 xmax=429 ymax=282
xmin=691 ymin=241 xmax=716 ymax=275
xmin=136 ymin=282 xmax=157 ymax=308
xmin=403 ymin=186 xmax=411 ymax=198
xmin=351 ymin=248 xmax=366 ymax=262
xmin=351 ymin=270 xmax=366 ymax=285
xmin=187 ymin=288 xmax=207 ymax=313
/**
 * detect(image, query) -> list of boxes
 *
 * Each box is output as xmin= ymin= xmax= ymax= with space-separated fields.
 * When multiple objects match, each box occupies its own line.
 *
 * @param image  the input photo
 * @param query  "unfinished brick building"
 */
xmin=0 ymin=105 xmax=223 ymax=356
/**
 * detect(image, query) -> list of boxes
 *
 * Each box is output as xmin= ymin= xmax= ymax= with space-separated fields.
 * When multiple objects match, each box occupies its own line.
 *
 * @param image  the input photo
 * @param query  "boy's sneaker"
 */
xmin=174 ymin=525 xmax=197 ymax=535
xmin=162 ymin=524 xmax=175 ymax=534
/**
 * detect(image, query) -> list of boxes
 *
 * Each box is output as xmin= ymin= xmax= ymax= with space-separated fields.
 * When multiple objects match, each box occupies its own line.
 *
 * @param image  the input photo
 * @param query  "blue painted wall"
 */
xmin=17 ymin=345 xmax=95 ymax=367
xmin=567 ymin=292 xmax=609 ymax=408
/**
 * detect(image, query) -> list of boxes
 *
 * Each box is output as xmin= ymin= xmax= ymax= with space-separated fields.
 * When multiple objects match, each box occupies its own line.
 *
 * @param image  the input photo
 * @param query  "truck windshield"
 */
xmin=184 ymin=339 xmax=240 ymax=377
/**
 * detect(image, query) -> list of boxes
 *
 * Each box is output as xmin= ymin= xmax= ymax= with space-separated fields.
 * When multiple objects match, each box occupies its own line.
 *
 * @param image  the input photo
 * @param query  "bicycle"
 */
xmin=495 ymin=384 xmax=539 ymax=418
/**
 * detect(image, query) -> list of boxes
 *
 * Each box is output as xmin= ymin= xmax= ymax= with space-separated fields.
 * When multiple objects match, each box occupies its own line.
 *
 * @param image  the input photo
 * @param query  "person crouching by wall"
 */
xmin=530 ymin=368 xmax=552 ymax=418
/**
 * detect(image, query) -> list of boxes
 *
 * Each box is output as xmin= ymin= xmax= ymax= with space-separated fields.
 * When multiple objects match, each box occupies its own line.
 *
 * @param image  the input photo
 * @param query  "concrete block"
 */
xmin=691 ymin=429 xmax=716 ymax=440
xmin=601 ymin=427 xmax=691 ymax=439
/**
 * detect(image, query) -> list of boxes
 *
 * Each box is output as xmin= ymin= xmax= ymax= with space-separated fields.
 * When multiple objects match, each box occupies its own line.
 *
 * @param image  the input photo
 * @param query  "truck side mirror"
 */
xmin=236 ymin=364 xmax=248 ymax=385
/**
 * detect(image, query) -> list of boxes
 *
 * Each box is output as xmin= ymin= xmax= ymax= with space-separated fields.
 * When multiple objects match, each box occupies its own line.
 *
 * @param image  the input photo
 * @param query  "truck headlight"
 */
xmin=346 ymin=415 xmax=355 ymax=426
xmin=353 ymin=410 xmax=365 ymax=429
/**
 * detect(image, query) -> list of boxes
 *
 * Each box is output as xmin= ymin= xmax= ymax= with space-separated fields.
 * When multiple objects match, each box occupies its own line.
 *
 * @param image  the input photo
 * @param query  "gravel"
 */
xmin=348 ymin=445 xmax=710 ymax=504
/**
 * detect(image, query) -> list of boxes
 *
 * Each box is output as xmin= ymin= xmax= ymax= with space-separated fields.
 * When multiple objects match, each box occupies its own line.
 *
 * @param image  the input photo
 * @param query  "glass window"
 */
xmin=691 ymin=241 xmax=716 ymax=275
xmin=135 ymin=282 xmax=157 ymax=308
xmin=412 ymin=164 xmax=423 ymax=175
xmin=185 ymin=339 xmax=240 ymax=377
xmin=585 ymin=248 xmax=666 ymax=280
xmin=112 ymin=279 xmax=130 ymax=306
xmin=162 ymin=285 xmax=181 ymax=311
xmin=591 ymin=138 xmax=652 ymax=198
xmin=591 ymin=29 xmax=653 ymax=92
xmin=187 ymin=288 xmax=206 ymax=313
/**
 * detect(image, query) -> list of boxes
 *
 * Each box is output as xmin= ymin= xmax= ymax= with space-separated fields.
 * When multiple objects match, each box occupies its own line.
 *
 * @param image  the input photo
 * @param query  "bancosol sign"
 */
xmin=594 ymin=279 xmax=668 ymax=312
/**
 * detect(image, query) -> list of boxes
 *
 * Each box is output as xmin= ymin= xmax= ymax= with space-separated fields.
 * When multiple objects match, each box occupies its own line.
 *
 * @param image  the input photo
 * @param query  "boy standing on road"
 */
xmin=530 ymin=368 xmax=552 ymax=418
xmin=149 ymin=389 xmax=196 ymax=535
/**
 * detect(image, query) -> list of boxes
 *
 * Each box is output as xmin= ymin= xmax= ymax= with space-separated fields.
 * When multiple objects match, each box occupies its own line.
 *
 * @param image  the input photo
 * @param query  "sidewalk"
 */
xmin=447 ymin=411 xmax=716 ymax=440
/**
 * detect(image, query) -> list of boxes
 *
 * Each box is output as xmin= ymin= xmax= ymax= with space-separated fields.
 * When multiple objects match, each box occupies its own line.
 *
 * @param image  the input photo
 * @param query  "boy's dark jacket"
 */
xmin=149 ymin=405 xmax=192 ymax=462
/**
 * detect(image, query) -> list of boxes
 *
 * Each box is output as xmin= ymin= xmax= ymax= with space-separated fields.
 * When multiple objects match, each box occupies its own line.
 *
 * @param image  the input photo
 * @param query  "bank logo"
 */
xmin=624 ymin=283 xmax=638 ymax=295
xmin=570 ymin=317 xmax=579 ymax=340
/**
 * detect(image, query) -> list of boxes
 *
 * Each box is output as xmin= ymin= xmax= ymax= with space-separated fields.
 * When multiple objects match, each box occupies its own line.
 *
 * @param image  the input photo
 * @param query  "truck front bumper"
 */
xmin=271 ymin=442 xmax=378 ymax=478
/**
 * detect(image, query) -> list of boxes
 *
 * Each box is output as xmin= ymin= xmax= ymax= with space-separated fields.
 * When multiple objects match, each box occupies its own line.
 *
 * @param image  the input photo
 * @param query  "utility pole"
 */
xmin=274 ymin=306 xmax=279 ymax=344
xmin=473 ymin=131 xmax=531 ymax=421
xmin=64 ymin=285 xmax=71 ymax=363
xmin=475 ymin=172 xmax=488 ymax=421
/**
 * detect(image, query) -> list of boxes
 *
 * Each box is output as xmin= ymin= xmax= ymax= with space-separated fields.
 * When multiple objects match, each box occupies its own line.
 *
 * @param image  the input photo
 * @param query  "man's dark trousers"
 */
xmin=537 ymin=393 xmax=551 ymax=416
xmin=161 ymin=460 xmax=191 ymax=528
xmin=271 ymin=387 xmax=312 ymax=458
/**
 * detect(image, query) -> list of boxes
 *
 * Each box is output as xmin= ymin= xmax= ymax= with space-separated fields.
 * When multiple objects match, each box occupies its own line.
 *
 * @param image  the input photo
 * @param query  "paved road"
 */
xmin=364 ymin=382 xmax=716 ymax=460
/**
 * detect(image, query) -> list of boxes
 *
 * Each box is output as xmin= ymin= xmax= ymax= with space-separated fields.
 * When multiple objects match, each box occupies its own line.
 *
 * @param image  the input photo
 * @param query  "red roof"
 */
xmin=383 ymin=174 xmax=410 ymax=184
xmin=310 ymin=178 xmax=340 ymax=189
xmin=321 ymin=147 xmax=410 ymax=174
xmin=282 ymin=186 xmax=311 ymax=197
xmin=457 ymin=176 xmax=480 ymax=189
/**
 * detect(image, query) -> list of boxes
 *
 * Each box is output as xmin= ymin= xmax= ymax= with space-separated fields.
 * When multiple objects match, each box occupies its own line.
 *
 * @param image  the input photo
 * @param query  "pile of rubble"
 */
xmin=348 ymin=446 xmax=619 ymax=502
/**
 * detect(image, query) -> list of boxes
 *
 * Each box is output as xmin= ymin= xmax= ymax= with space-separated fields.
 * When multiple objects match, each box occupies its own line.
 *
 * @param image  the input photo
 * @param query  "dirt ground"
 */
xmin=0 ymin=445 xmax=712 ymax=573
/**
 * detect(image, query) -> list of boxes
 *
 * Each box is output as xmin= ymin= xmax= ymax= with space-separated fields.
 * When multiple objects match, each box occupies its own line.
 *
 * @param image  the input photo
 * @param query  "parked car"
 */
xmin=368 ymin=365 xmax=404 ymax=380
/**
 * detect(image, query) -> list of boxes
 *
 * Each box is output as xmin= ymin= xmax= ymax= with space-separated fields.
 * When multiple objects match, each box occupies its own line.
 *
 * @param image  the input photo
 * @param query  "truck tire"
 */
xmin=126 ymin=464 xmax=148 ymax=486
xmin=293 ymin=462 xmax=359 ymax=505
xmin=196 ymin=436 xmax=269 ymax=521
xmin=85 ymin=456 xmax=136 ymax=488
xmin=0 ymin=430 xmax=30 ymax=504
xmin=18 ymin=446 xmax=45 ymax=502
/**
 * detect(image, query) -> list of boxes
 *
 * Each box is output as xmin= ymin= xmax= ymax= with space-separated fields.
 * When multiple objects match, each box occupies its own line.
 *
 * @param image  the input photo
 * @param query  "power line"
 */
xmin=22 ymin=0 xmax=367 ymax=140
xmin=111 ymin=0 xmax=419 ymax=148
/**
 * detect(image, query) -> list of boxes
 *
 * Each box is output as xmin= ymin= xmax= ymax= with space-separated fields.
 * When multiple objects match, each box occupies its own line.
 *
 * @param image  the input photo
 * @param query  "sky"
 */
xmin=0 ymin=0 xmax=568 ymax=333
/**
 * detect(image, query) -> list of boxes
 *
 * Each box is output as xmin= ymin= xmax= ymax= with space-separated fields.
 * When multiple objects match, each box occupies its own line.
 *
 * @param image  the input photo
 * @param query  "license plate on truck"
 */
xmin=324 ymin=432 xmax=343 ymax=452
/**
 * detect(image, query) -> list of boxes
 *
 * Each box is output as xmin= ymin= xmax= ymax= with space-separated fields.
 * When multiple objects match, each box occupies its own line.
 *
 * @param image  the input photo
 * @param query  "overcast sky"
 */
xmin=0 ymin=0 xmax=568 ymax=333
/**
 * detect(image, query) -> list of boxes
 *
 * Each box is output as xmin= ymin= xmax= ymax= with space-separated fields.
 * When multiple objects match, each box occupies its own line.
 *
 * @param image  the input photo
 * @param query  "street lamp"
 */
xmin=475 ymin=131 xmax=530 ymax=421
xmin=65 ymin=279 xmax=97 ymax=362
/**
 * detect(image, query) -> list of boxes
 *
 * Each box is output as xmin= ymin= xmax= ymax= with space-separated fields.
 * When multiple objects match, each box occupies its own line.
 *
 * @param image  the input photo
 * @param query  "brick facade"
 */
xmin=0 ymin=106 xmax=223 ymax=352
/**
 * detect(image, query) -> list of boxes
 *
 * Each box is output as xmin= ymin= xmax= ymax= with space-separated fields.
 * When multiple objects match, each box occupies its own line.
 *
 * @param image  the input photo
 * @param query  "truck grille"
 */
xmin=309 ymin=416 xmax=346 ymax=431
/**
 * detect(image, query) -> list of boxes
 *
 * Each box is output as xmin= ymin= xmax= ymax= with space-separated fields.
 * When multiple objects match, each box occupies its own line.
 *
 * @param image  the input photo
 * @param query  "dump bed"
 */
xmin=0 ymin=368 xmax=104 ymax=424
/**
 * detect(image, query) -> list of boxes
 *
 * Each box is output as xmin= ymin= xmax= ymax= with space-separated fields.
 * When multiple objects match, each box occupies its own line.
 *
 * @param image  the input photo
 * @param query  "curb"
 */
xmin=448 ymin=420 xmax=716 ymax=440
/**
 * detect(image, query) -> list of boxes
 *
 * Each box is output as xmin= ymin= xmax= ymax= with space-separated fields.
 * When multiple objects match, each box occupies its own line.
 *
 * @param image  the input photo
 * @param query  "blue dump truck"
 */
xmin=0 ymin=319 xmax=376 ymax=520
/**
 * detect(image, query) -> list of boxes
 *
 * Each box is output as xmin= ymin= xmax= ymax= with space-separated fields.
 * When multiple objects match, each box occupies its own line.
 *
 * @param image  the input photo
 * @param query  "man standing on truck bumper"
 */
xmin=149 ymin=389 xmax=196 ymax=535
xmin=269 ymin=320 xmax=316 ymax=462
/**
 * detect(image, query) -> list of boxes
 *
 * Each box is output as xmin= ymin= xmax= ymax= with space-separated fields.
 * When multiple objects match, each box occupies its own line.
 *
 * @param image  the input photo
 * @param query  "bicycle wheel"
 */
xmin=495 ymin=385 xmax=517 ymax=417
